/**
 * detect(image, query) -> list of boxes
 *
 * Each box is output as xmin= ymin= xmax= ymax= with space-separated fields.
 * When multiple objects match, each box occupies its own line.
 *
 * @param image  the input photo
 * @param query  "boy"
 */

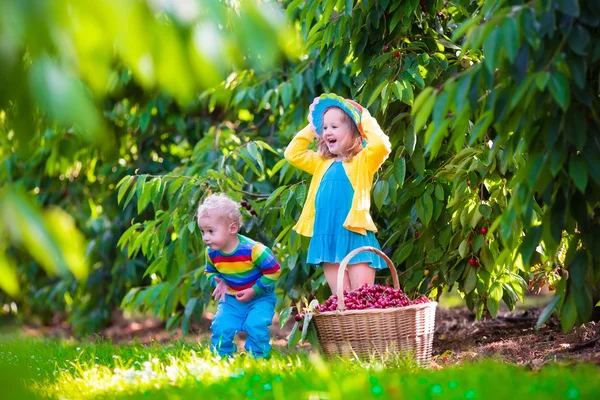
xmin=197 ymin=193 xmax=281 ymax=358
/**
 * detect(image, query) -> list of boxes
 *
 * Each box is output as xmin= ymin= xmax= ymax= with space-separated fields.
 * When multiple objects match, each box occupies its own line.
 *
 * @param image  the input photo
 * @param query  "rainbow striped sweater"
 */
xmin=204 ymin=235 xmax=281 ymax=295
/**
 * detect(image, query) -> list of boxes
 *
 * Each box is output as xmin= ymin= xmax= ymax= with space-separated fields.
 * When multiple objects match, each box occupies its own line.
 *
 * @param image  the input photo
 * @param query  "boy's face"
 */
xmin=198 ymin=212 xmax=238 ymax=252
xmin=322 ymin=108 xmax=354 ymax=156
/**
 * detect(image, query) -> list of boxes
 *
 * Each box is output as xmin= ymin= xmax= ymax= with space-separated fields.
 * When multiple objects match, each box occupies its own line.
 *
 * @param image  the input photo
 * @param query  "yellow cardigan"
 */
xmin=284 ymin=109 xmax=392 ymax=237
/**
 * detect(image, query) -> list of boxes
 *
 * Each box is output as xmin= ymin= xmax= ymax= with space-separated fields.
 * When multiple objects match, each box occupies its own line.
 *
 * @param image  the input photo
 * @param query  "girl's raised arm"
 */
xmin=284 ymin=124 xmax=321 ymax=175
xmin=361 ymin=109 xmax=392 ymax=175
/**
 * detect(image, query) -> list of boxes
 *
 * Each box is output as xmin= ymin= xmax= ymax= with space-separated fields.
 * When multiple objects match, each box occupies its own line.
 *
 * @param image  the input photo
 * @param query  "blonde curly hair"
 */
xmin=197 ymin=193 xmax=243 ymax=227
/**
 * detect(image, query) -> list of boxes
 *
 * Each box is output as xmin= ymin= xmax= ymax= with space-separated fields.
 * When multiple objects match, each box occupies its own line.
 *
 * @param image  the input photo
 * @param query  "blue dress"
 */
xmin=307 ymin=161 xmax=387 ymax=269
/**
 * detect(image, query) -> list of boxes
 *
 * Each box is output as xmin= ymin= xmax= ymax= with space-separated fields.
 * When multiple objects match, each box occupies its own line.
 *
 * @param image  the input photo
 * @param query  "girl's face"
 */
xmin=322 ymin=108 xmax=355 ymax=157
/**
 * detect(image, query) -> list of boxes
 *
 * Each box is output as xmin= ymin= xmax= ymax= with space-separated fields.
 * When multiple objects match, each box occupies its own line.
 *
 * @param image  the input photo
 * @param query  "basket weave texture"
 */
xmin=312 ymin=246 xmax=437 ymax=366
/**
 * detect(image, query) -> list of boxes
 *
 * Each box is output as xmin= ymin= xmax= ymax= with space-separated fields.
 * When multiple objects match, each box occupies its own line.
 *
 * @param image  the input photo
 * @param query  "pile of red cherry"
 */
xmin=314 ymin=284 xmax=430 ymax=312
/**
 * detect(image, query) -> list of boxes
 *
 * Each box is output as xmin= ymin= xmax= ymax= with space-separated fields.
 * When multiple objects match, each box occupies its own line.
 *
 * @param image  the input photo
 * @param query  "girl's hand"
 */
xmin=235 ymin=288 xmax=257 ymax=302
xmin=212 ymin=277 xmax=228 ymax=302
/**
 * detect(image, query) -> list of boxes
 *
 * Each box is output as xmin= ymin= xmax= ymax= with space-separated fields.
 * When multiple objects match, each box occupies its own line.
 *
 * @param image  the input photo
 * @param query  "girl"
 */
xmin=284 ymin=93 xmax=391 ymax=294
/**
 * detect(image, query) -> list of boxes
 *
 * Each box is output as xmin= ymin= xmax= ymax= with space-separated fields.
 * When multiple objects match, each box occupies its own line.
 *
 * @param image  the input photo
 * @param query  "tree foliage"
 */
xmin=1 ymin=0 xmax=599 ymax=334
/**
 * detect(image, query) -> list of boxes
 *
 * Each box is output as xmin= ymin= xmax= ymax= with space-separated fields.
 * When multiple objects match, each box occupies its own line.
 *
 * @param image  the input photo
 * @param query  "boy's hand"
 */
xmin=212 ymin=277 xmax=228 ymax=302
xmin=235 ymin=288 xmax=256 ymax=303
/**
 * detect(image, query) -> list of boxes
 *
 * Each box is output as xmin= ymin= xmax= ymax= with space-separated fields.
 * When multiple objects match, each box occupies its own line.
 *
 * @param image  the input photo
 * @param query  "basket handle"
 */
xmin=336 ymin=246 xmax=398 ymax=311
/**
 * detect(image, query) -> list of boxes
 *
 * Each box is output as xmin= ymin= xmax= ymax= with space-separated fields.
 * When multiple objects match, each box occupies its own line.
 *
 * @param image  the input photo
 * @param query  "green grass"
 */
xmin=0 ymin=335 xmax=599 ymax=399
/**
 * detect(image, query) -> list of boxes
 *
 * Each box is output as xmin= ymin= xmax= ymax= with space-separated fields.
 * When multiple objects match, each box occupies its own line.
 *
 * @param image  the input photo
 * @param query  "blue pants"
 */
xmin=210 ymin=292 xmax=276 ymax=358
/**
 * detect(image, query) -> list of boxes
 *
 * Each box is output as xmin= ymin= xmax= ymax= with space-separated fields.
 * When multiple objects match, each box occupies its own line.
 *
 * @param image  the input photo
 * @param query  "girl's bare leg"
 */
xmin=347 ymin=262 xmax=376 ymax=290
xmin=323 ymin=262 xmax=351 ymax=295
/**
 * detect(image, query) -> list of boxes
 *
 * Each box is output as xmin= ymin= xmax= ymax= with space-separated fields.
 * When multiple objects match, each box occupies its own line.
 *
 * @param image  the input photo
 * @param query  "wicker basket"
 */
xmin=312 ymin=246 xmax=437 ymax=366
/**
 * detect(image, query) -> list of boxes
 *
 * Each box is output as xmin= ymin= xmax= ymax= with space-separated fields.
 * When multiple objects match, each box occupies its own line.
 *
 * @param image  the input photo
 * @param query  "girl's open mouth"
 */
xmin=327 ymin=138 xmax=337 ymax=144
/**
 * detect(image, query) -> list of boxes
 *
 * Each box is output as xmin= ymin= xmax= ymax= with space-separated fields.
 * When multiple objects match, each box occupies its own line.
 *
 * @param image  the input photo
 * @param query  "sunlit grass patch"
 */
xmin=1 ymin=335 xmax=599 ymax=399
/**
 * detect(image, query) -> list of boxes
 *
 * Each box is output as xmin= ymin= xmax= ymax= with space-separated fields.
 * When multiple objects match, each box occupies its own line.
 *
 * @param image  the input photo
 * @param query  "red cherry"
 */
xmin=240 ymin=200 xmax=249 ymax=208
xmin=469 ymin=258 xmax=477 ymax=266
xmin=250 ymin=210 xmax=258 ymax=216
xmin=298 ymin=324 xmax=303 ymax=330
xmin=480 ymin=227 xmax=489 ymax=235
xmin=294 ymin=314 xmax=303 ymax=322
xmin=394 ymin=51 xmax=401 ymax=58
xmin=467 ymin=181 xmax=471 ymax=187
xmin=414 ymin=231 xmax=421 ymax=239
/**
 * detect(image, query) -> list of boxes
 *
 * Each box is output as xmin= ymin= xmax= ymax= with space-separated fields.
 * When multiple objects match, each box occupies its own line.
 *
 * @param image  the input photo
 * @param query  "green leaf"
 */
xmin=439 ymin=225 xmax=452 ymax=248
xmin=480 ymin=245 xmax=494 ymax=273
xmin=487 ymin=297 xmax=500 ymax=317
xmin=479 ymin=204 xmax=492 ymax=219
xmin=264 ymin=186 xmax=287 ymax=212
xmin=166 ymin=312 xmax=182 ymax=331
xmin=184 ymin=298 xmax=197 ymax=319
xmin=239 ymin=150 xmax=261 ymax=176
xmin=568 ymin=24 xmax=590 ymax=56
xmin=472 ymin=234 xmax=484 ymax=252
xmin=409 ymin=69 xmax=425 ymax=89
xmin=464 ymin=266 xmax=477 ymax=294
xmin=451 ymin=15 xmax=482 ymax=42
xmin=560 ymin=293 xmax=578 ymax=332
xmin=569 ymin=157 xmax=588 ymax=193
xmin=509 ymin=75 xmax=534 ymax=112
xmin=519 ymin=225 xmax=542 ymax=266
xmin=437 ymin=38 xmax=461 ymax=50
xmin=139 ymin=112 xmax=150 ymax=133
xmin=373 ymin=180 xmax=389 ymax=210
xmin=300 ymin=313 xmax=313 ymax=343
xmin=2 ymin=189 xmax=76 ymax=278
xmin=483 ymin=29 xmax=501 ymax=74
xmin=548 ymin=72 xmax=571 ymax=111
xmin=366 ymin=80 xmax=387 ymax=107
xmin=489 ymin=282 xmax=503 ymax=302
xmin=535 ymin=71 xmax=550 ymax=90
xmin=434 ymin=184 xmax=444 ymax=201
xmin=137 ymin=181 xmax=152 ymax=214
xmin=247 ymin=142 xmax=264 ymax=172
xmin=454 ymin=74 xmax=473 ymax=114
xmin=411 ymin=87 xmax=434 ymax=116
xmin=117 ymin=176 xmax=134 ymax=205
xmin=501 ymin=17 xmax=518 ymax=62
xmin=0 ymin=250 xmax=20 ymax=297
xmin=394 ymin=242 xmax=414 ymax=264
xmin=557 ymin=0 xmax=580 ymax=17
xmin=411 ymin=147 xmax=425 ymax=176
xmin=416 ymin=193 xmax=433 ymax=226
xmin=458 ymin=238 xmax=469 ymax=259
xmin=280 ymin=82 xmax=293 ymax=108
xmin=413 ymin=93 xmax=436 ymax=133
xmin=392 ymin=81 xmax=403 ymax=101
xmin=536 ymin=295 xmax=562 ymax=329
xmin=570 ymin=250 xmax=588 ymax=289
xmin=394 ymin=158 xmax=406 ymax=187
xmin=427 ymin=248 xmax=443 ymax=263
xmin=390 ymin=10 xmax=402 ymax=32
xmin=346 ymin=0 xmax=353 ymax=16
xmin=279 ymin=307 xmax=293 ymax=329
xmin=468 ymin=110 xmax=493 ymax=145
xmin=402 ymin=79 xmax=414 ymax=106
xmin=287 ymin=321 xmax=302 ymax=348
xmin=405 ymin=125 xmax=416 ymax=156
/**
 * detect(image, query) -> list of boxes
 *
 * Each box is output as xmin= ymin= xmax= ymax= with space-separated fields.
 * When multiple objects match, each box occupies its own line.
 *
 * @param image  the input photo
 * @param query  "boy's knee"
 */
xmin=242 ymin=317 xmax=271 ymax=336
xmin=211 ymin=318 xmax=238 ymax=339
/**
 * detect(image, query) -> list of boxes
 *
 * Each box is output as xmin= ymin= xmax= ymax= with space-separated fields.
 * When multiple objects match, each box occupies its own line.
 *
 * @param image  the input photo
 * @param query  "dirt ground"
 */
xmin=20 ymin=305 xmax=600 ymax=368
